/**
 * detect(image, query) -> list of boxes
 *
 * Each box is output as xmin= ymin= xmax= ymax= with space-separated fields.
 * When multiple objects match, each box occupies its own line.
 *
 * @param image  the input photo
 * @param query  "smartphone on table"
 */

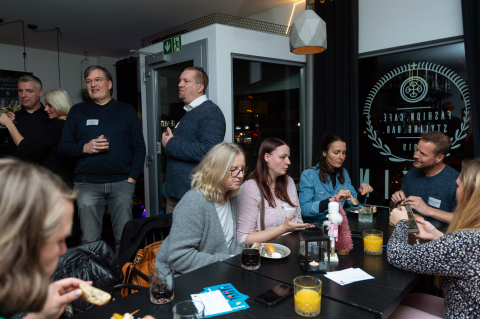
xmin=254 ymin=284 xmax=293 ymax=306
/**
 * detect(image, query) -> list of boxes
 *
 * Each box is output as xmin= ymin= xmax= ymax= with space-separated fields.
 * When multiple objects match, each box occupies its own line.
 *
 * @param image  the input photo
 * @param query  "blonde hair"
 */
xmin=446 ymin=159 xmax=480 ymax=234
xmin=44 ymin=89 xmax=73 ymax=120
xmin=0 ymin=158 xmax=76 ymax=317
xmin=190 ymin=142 xmax=244 ymax=202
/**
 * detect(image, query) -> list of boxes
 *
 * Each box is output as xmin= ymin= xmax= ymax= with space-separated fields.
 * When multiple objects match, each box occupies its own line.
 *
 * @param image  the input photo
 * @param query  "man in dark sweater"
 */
xmin=390 ymin=131 xmax=459 ymax=229
xmin=58 ymin=65 xmax=146 ymax=253
xmin=161 ymin=67 xmax=225 ymax=214
xmin=0 ymin=75 xmax=52 ymax=163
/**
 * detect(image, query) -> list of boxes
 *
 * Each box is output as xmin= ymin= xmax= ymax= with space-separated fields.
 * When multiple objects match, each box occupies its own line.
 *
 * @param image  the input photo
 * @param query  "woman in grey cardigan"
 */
xmin=155 ymin=142 xmax=245 ymax=275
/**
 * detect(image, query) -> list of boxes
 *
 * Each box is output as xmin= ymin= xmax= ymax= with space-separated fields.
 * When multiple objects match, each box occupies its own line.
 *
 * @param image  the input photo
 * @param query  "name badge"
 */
xmin=283 ymin=203 xmax=295 ymax=210
xmin=86 ymin=119 xmax=99 ymax=126
xmin=428 ymin=197 xmax=441 ymax=208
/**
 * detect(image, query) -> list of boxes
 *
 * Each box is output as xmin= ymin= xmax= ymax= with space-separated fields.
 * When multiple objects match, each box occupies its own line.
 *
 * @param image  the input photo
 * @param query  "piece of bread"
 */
xmin=79 ymin=283 xmax=111 ymax=306
xmin=350 ymin=197 xmax=358 ymax=205
xmin=264 ymin=243 xmax=276 ymax=255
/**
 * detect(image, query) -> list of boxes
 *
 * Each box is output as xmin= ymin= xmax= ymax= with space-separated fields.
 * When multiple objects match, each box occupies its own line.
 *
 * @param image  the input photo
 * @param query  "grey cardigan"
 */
xmin=155 ymin=189 xmax=243 ymax=275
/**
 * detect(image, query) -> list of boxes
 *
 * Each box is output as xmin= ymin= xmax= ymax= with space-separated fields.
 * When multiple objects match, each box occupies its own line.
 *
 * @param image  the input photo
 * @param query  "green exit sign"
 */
xmin=163 ymin=35 xmax=182 ymax=55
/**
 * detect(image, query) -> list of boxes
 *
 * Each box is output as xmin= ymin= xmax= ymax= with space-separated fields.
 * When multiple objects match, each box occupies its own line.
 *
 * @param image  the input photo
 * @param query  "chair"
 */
xmin=114 ymin=214 xmax=173 ymax=295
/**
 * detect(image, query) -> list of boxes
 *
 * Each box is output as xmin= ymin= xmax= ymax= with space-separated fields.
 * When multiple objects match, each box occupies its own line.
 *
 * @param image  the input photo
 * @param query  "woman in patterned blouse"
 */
xmin=387 ymin=159 xmax=480 ymax=319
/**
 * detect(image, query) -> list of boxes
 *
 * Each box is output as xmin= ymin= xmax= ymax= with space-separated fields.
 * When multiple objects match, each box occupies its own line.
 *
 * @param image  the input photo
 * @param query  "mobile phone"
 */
xmin=400 ymin=204 xmax=419 ymax=233
xmin=254 ymin=284 xmax=293 ymax=306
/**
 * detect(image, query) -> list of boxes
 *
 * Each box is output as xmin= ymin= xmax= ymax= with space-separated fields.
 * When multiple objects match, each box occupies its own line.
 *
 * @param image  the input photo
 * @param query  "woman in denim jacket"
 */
xmin=299 ymin=134 xmax=373 ymax=223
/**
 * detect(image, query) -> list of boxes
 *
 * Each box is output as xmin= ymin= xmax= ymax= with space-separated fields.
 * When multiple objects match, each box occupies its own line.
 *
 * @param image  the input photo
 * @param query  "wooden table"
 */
xmin=223 ymin=208 xmax=421 ymax=318
xmin=71 ymin=261 xmax=375 ymax=319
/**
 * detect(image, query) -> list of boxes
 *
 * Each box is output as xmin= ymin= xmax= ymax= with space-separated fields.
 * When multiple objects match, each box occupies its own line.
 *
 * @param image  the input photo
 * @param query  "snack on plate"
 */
xmin=110 ymin=313 xmax=134 ymax=319
xmin=264 ymin=243 xmax=276 ymax=255
xmin=79 ymin=283 xmax=111 ymax=306
xmin=350 ymin=197 xmax=358 ymax=205
xmin=372 ymin=206 xmax=377 ymax=213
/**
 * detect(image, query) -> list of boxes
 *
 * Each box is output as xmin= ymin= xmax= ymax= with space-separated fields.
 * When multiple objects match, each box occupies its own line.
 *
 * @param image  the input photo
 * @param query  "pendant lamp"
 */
xmin=289 ymin=3 xmax=327 ymax=55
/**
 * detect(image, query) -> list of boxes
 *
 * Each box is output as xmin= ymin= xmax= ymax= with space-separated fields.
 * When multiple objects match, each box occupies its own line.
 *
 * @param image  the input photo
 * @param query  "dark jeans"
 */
xmin=74 ymin=180 xmax=135 ymax=253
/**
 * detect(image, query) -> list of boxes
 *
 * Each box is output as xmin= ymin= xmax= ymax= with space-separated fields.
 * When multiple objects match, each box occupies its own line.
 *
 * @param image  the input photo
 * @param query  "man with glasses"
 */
xmin=162 ymin=67 xmax=226 ymax=214
xmin=58 ymin=65 xmax=146 ymax=254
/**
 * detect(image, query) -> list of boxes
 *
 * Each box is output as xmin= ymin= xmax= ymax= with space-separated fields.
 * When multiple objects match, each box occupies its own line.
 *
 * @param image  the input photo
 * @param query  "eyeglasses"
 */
xmin=230 ymin=167 xmax=248 ymax=177
xmin=86 ymin=77 xmax=105 ymax=86
xmin=195 ymin=67 xmax=206 ymax=92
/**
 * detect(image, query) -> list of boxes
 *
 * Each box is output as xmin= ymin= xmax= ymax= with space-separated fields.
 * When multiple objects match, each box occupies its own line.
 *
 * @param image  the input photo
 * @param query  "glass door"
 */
xmin=145 ymin=39 xmax=207 ymax=215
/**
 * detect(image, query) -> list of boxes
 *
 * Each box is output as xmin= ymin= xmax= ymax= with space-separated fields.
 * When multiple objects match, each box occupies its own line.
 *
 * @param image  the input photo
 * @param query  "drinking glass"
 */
xmin=97 ymin=135 xmax=109 ymax=151
xmin=294 ymin=276 xmax=322 ymax=317
xmin=149 ymin=268 xmax=174 ymax=304
xmin=363 ymin=229 xmax=383 ymax=255
xmin=172 ymin=300 xmax=204 ymax=319
xmin=241 ymin=242 xmax=260 ymax=270
xmin=358 ymin=207 xmax=373 ymax=223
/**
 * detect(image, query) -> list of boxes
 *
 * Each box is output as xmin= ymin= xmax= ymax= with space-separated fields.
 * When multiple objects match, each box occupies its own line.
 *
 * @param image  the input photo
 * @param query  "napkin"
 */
xmin=324 ymin=268 xmax=374 ymax=286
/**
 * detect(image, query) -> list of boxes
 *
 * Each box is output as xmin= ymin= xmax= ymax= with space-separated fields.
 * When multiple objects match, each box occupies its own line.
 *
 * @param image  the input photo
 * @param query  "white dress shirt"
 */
xmin=183 ymin=95 xmax=208 ymax=112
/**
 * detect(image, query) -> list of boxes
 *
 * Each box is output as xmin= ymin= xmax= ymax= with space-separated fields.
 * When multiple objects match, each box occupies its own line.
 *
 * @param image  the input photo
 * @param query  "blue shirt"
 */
xmin=299 ymin=165 xmax=359 ymax=222
xmin=400 ymin=165 xmax=459 ymax=228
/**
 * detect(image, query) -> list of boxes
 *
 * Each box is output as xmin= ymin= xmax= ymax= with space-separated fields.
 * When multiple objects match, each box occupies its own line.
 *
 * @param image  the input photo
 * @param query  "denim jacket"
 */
xmin=299 ymin=165 xmax=358 ymax=222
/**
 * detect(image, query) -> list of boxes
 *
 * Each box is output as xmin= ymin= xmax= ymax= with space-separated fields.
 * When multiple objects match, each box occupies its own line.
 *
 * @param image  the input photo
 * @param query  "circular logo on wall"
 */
xmin=363 ymin=62 xmax=470 ymax=162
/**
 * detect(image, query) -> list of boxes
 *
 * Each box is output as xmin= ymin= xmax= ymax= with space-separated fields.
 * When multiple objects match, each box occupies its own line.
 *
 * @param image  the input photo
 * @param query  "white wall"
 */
xmin=359 ymin=0 xmax=463 ymax=53
xmin=0 ymin=43 xmax=118 ymax=104
xmin=247 ymin=0 xmax=464 ymax=54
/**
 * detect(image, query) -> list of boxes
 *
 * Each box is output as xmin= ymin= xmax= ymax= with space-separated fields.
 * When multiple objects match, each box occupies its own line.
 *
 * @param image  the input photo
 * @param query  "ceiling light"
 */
xmin=289 ymin=2 xmax=327 ymax=55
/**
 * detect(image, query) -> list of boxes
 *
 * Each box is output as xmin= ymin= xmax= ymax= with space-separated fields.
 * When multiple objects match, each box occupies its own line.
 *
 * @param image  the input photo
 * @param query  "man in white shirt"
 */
xmin=162 ymin=67 xmax=226 ymax=214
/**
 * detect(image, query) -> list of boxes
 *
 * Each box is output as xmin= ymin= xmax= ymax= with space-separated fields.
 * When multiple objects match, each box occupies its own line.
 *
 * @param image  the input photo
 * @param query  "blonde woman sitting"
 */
xmin=155 ymin=142 xmax=245 ymax=275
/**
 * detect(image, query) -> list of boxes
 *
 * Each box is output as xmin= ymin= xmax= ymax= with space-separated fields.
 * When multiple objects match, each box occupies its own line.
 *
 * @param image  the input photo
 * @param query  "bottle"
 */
xmin=330 ymin=234 xmax=335 ymax=257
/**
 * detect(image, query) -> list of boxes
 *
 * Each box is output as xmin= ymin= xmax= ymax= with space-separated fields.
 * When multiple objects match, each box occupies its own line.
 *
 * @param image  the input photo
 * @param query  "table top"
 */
xmin=223 ymin=207 xmax=420 ymax=319
xmin=72 ymin=261 xmax=375 ymax=319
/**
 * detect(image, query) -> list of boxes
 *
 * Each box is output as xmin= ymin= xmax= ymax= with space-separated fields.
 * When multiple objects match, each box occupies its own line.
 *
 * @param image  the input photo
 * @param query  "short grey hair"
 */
xmin=18 ymin=75 xmax=42 ymax=91
xmin=84 ymin=65 xmax=113 ymax=96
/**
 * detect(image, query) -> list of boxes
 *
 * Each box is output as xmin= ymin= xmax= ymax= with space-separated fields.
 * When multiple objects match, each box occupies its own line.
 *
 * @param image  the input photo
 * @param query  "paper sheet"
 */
xmin=324 ymin=268 xmax=374 ymax=286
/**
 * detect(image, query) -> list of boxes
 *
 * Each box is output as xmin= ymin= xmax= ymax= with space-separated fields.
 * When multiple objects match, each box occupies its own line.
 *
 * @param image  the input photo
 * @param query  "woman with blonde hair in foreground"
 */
xmin=155 ymin=142 xmax=245 ymax=275
xmin=388 ymin=158 xmax=480 ymax=318
xmin=0 ymin=158 xmax=86 ymax=319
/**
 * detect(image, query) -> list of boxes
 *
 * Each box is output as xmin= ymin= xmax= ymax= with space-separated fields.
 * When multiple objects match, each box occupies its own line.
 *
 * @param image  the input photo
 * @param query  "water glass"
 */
xmin=363 ymin=229 xmax=383 ymax=255
xmin=173 ymin=300 xmax=204 ymax=319
xmin=358 ymin=209 xmax=373 ymax=223
xmin=241 ymin=242 xmax=261 ymax=270
xmin=149 ymin=268 xmax=174 ymax=304
xmin=294 ymin=276 xmax=322 ymax=317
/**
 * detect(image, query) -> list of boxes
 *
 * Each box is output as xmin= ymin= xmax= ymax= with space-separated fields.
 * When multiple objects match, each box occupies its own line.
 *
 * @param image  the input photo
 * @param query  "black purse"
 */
xmin=52 ymin=240 xmax=123 ymax=314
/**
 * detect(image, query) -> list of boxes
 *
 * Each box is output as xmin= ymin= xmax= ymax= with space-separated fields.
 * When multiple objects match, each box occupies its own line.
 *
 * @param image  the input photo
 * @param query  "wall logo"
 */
xmin=363 ymin=62 xmax=470 ymax=162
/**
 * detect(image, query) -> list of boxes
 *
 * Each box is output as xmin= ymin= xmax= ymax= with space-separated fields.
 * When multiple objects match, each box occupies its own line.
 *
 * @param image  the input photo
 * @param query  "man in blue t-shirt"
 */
xmin=390 ymin=131 xmax=459 ymax=228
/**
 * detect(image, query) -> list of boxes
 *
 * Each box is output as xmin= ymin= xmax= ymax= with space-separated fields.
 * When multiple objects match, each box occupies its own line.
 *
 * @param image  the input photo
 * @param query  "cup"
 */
xmin=294 ymin=276 xmax=322 ymax=317
xmin=358 ymin=207 xmax=373 ymax=223
xmin=241 ymin=242 xmax=261 ymax=270
xmin=149 ymin=268 xmax=174 ymax=304
xmin=363 ymin=229 xmax=383 ymax=255
xmin=172 ymin=300 xmax=204 ymax=319
xmin=97 ymin=135 xmax=109 ymax=151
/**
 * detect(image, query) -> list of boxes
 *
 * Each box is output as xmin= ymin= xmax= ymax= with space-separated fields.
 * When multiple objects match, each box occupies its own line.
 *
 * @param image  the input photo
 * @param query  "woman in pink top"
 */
xmin=237 ymin=137 xmax=309 ymax=243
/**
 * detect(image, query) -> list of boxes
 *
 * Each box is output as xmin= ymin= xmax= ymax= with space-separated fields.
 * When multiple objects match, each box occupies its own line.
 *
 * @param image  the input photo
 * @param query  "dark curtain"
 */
xmin=462 ymin=0 xmax=480 ymax=157
xmin=312 ymin=0 xmax=360 ymax=187
xmin=116 ymin=57 xmax=139 ymax=110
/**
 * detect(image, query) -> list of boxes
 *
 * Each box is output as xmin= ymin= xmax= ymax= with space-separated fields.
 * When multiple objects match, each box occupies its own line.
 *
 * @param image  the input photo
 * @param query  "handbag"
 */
xmin=52 ymin=240 xmax=123 ymax=314
xmin=121 ymin=240 xmax=163 ymax=296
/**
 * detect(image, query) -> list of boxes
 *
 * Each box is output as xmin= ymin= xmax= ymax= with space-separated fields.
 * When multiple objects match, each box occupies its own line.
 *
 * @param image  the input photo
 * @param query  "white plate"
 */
xmin=260 ymin=243 xmax=291 ymax=259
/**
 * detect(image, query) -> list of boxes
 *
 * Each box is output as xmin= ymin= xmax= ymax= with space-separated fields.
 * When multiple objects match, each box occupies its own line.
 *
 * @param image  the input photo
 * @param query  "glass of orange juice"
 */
xmin=363 ymin=229 xmax=383 ymax=255
xmin=294 ymin=276 xmax=321 ymax=317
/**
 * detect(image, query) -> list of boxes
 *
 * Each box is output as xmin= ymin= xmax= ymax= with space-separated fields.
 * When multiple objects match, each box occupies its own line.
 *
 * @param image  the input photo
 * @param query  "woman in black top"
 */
xmin=0 ymin=89 xmax=75 ymax=187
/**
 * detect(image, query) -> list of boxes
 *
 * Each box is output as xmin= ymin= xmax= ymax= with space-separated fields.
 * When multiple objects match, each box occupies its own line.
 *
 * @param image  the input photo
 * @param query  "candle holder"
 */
xmin=298 ymin=225 xmax=330 ymax=274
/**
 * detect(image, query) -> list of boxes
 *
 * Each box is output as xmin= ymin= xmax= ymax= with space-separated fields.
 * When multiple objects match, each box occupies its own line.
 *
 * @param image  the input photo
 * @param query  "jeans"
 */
xmin=74 ymin=180 xmax=135 ymax=253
